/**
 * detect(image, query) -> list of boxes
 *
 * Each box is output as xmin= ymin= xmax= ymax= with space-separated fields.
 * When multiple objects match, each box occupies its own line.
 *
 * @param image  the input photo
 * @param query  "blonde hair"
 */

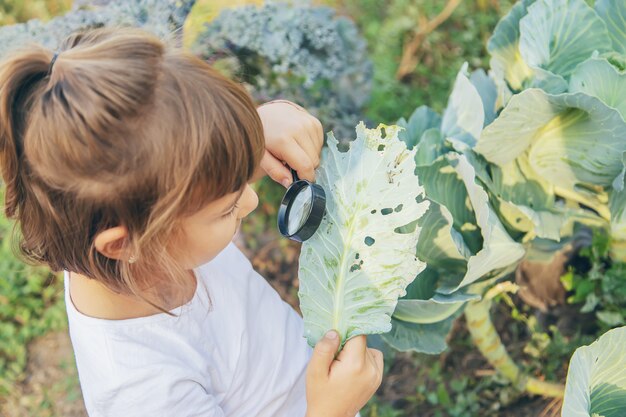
xmin=0 ymin=27 xmax=264 ymax=303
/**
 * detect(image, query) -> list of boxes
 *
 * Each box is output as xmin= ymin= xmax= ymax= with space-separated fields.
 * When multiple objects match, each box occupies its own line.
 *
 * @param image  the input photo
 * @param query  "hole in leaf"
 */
xmin=381 ymin=208 xmax=393 ymax=215
xmin=364 ymin=236 xmax=375 ymax=246
xmin=394 ymin=204 xmax=403 ymax=212
xmin=371 ymin=209 xmax=377 ymax=214
xmin=378 ymin=144 xmax=385 ymax=151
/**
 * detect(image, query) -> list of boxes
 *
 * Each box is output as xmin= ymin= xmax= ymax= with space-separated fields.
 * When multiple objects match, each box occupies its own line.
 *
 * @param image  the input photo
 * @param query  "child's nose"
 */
xmin=238 ymin=184 xmax=259 ymax=219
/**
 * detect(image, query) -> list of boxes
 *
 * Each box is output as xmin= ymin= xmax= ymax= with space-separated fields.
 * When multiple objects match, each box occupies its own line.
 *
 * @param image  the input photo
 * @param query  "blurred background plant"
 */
xmin=561 ymin=230 xmax=626 ymax=331
xmin=0 ymin=191 xmax=66 ymax=396
xmin=0 ymin=0 xmax=73 ymax=25
xmin=191 ymin=3 xmax=372 ymax=142
xmin=0 ymin=0 xmax=195 ymax=57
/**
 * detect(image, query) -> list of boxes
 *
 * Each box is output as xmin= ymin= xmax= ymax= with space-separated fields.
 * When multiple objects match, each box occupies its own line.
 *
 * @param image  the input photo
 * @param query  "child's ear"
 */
xmin=94 ymin=226 xmax=130 ymax=261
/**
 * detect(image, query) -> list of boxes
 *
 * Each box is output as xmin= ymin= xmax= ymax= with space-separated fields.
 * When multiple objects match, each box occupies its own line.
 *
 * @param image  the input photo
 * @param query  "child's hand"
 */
xmin=255 ymin=100 xmax=324 ymax=187
xmin=305 ymin=331 xmax=384 ymax=417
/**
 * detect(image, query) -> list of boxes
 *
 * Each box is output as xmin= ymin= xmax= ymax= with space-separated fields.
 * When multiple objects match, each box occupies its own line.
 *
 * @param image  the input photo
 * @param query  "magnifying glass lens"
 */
xmin=287 ymin=186 xmax=313 ymax=235
xmin=278 ymin=169 xmax=326 ymax=242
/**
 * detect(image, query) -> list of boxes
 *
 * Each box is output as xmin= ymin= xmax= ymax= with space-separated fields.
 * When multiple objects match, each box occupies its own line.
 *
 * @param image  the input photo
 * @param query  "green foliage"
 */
xmin=561 ymin=230 xmax=626 ymax=330
xmin=0 ymin=211 xmax=66 ymax=395
xmin=494 ymin=289 xmax=595 ymax=381
xmin=363 ymin=353 xmax=516 ymax=417
xmin=524 ymin=323 xmax=593 ymax=382
xmin=340 ymin=0 xmax=516 ymax=123
xmin=412 ymin=366 xmax=483 ymax=417
xmin=362 ymin=399 xmax=404 ymax=417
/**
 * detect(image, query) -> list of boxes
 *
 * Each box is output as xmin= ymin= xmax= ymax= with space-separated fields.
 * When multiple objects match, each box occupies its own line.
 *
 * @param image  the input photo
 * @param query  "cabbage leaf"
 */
xmin=570 ymin=57 xmax=626 ymax=119
xmin=476 ymin=89 xmax=626 ymax=191
xmin=298 ymin=122 xmax=429 ymax=346
xmin=595 ymin=0 xmax=626 ymax=54
xmin=519 ymin=0 xmax=611 ymax=79
xmin=563 ymin=326 xmax=626 ymax=417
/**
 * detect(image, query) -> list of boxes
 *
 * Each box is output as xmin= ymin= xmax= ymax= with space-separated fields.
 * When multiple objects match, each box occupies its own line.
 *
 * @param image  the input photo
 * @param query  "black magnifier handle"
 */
xmin=290 ymin=167 xmax=300 ymax=182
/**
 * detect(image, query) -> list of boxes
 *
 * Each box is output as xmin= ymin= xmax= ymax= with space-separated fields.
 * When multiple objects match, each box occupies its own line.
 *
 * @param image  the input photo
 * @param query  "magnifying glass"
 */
xmin=278 ymin=168 xmax=326 ymax=242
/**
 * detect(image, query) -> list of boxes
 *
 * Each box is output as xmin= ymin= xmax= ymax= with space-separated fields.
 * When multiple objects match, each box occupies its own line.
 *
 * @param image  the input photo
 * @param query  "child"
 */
xmin=0 ymin=27 xmax=383 ymax=416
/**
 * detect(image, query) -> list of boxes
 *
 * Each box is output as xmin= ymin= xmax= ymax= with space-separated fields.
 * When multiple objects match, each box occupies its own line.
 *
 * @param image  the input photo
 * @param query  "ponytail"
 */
xmin=0 ymin=46 xmax=52 ymax=218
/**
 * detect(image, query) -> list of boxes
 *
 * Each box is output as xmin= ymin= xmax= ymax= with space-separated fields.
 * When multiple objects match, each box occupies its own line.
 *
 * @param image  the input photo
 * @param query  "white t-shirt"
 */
xmin=64 ymin=243 xmax=313 ymax=417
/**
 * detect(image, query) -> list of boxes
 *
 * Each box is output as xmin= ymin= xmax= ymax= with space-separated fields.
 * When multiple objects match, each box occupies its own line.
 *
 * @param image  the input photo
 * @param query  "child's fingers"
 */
xmin=312 ymin=116 xmax=324 ymax=149
xmin=298 ymin=115 xmax=323 ymax=158
xmin=367 ymin=348 xmax=384 ymax=376
xmin=366 ymin=348 xmax=384 ymax=389
xmin=295 ymin=129 xmax=321 ymax=170
xmin=336 ymin=335 xmax=367 ymax=366
xmin=308 ymin=330 xmax=341 ymax=380
xmin=259 ymin=150 xmax=292 ymax=188
xmin=270 ymin=137 xmax=316 ymax=182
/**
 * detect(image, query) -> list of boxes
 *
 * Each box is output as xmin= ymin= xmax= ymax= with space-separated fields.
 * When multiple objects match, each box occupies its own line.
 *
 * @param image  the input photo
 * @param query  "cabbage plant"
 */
xmin=298 ymin=0 xmax=626 ymax=400
xmin=383 ymin=65 xmax=528 ymax=354
xmin=476 ymin=0 xmax=626 ymax=258
xmin=562 ymin=325 xmax=626 ymax=417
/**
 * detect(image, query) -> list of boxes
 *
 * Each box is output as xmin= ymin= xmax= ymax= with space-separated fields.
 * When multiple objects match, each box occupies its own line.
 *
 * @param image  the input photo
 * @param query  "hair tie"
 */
xmin=48 ymin=52 xmax=59 ymax=76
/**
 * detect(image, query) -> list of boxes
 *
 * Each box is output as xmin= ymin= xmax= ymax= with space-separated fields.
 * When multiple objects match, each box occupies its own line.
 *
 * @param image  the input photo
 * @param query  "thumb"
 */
xmin=260 ymin=150 xmax=292 ymax=188
xmin=308 ymin=330 xmax=341 ymax=380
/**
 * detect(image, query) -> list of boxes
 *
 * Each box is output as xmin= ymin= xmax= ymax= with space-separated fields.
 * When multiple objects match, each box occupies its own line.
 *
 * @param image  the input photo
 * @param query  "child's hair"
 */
xmin=0 ymin=27 xmax=264 ymax=302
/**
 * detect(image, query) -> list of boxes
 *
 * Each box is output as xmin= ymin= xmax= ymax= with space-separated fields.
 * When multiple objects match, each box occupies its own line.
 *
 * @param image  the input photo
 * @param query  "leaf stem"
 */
xmin=464 ymin=292 xmax=565 ymax=398
xmin=333 ymin=210 xmax=358 ymax=338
